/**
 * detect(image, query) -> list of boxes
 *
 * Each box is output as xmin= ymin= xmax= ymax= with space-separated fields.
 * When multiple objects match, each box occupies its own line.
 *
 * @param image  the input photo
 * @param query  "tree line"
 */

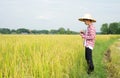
xmin=0 ymin=22 xmax=120 ymax=34
xmin=0 ymin=27 xmax=79 ymax=34
xmin=101 ymin=22 xmax=120 ymax=34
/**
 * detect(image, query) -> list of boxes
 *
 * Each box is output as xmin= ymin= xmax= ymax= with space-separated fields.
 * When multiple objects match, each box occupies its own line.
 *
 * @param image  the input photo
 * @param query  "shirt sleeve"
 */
xmin=82 ymin=27 xmax=96 ymax=39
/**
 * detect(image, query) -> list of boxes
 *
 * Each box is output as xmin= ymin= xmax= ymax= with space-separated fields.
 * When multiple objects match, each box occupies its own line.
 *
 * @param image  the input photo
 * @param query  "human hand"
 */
xmin=80 ymin=30 xmax=85 ymax=34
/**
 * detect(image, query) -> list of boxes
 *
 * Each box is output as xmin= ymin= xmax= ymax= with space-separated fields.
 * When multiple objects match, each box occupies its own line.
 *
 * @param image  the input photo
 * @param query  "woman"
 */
xmin=78 ymin=14 xmax=96 ymax=74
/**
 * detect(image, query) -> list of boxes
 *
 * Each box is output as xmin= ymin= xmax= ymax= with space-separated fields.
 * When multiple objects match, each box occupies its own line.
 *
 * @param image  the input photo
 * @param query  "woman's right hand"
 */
xmin=80 ymin=30 xmax=85 ymax=34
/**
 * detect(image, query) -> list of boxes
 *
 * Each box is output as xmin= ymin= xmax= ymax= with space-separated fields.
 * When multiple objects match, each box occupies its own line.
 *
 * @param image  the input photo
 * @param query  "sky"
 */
xmin=0 ymin=0 xmax=120 ymax=32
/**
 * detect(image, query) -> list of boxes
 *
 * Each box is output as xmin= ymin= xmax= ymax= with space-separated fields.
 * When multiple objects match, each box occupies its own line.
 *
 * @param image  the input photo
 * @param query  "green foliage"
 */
xmin=11 ymin=29 xmax=16 ymax=34
xmin=0 ymin=27 xmax=78 ymax=34
xmin=16 ymin=28 xmax=31 ymax=34
xmin=100 ymin=23 xmax=109 ymax=34
xmin=31 ymin=30 xmax=49 ymax=34
xmin=50 ymin=29 xmax=58 ymax=34
xmin=116 ymin=22 xmax=120 ymax=34
xmin=58 ymin=27 xmax=66 ymax=34
xmin=109 ymin=22 xmax=119 ymax=34
xmin=0 ymin=28 xmax=11 ymax=34
xmin=101 ymin=22 xmax=120 ymax=34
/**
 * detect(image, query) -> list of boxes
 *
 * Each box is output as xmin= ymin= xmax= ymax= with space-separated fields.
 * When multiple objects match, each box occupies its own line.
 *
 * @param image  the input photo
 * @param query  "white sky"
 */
xmin=0 ymin=0 xmax=120 ymax=32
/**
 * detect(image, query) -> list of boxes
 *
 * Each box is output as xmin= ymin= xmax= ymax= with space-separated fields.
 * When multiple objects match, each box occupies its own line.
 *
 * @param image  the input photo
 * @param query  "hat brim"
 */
xmin=78 ymin=18 xmax=96 ymax=22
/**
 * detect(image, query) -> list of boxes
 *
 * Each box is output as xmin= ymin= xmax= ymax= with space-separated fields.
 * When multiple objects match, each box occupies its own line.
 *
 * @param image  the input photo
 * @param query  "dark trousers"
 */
xmin=85 ymin=47 xmax=94 ymax=71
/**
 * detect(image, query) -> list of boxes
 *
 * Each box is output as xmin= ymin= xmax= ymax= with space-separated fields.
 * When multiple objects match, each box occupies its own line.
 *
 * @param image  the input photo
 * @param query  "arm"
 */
xmin=82 ymin=27 xmax=96 ymax=39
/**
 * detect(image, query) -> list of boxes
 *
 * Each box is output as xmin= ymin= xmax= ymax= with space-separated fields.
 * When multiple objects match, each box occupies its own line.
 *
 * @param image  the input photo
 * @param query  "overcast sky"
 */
xmin=0 ymin=0 xmax=120 ymax=32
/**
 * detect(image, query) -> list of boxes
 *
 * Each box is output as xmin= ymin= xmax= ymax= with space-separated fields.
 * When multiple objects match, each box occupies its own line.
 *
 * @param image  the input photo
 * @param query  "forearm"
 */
xmin=81 ymin=32 xmax=96 ymax=39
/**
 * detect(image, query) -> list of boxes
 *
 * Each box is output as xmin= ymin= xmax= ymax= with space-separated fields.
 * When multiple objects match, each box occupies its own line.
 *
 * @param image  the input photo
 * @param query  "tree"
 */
xmin=58 ymin=27 xmax=66 ymax=34
xmin=39 ymin=30 xmax=49 ymax=34
xmin=109 ymin=22 xmax=118 ymax=34
xmin=31 ymin=30 xmax=37 ymax=34
xmin=11 ymin=29 xmax=16 ymax=34
xmin=66 ymin=28 xmax=71 ymax=34
xmin=50 ymin=29 xmax=58 ymax=34
xmin=16 ymin=28 xmax=30 ymax=34
xmin=100 ymin=22 xmax=120 ymax=34
xmin=100 ymin=23 xmax=108 ymax=34
xmin=0 ymin=28 xmax=11 ymax=34
xmin=116 ymin=22 xmax=120 ymax=34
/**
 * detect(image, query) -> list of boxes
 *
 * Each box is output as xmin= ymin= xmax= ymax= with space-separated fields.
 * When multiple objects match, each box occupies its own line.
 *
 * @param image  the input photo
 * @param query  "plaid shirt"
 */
xmin=81 ymin=24 xmax=96 ymax=50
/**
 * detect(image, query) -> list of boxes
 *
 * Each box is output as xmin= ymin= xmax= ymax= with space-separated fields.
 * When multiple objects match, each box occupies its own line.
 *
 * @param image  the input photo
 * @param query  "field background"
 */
xmin=0 ymin=35 xmax=119 ymax=78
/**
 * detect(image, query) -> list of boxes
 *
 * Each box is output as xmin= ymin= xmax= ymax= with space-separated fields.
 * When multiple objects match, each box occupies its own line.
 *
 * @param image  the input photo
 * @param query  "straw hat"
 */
xmin=78 ymin=13 xmax=96 ymax=22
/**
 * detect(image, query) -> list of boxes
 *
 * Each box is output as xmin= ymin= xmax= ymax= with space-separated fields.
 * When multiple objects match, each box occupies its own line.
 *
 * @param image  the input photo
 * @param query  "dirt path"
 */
xmin=104 ymin=39 xmax=120 ymax=78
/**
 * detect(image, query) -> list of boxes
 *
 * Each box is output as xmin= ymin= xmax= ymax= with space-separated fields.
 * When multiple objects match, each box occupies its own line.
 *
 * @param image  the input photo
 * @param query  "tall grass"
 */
xmin=0 ymin=35 xmax=119 ymax=78
xmin=105 ymin=40 xmax=120 ymax=78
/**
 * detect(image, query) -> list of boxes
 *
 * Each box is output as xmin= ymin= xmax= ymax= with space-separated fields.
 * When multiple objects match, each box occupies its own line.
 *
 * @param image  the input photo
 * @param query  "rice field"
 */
xmin=0 ymin=35 xmax=119 ymax=78
xmin=105 ymin=40 xmax=120 ymax=78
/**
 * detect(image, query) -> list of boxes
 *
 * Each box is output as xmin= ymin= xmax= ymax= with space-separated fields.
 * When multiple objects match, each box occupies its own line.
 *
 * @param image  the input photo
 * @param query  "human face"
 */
xmin=84 ymin=20 xmax=92 ymax=26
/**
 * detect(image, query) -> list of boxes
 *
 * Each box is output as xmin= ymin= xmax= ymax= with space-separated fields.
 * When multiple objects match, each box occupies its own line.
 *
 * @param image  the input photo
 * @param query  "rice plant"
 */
xmin=0 ymin=35 xmax=119 ymax=78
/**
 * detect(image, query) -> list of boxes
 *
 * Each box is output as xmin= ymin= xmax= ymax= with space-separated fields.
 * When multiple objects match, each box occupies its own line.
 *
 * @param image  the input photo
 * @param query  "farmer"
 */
xmin=78 ymin=14 xmax=96 ymax=74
